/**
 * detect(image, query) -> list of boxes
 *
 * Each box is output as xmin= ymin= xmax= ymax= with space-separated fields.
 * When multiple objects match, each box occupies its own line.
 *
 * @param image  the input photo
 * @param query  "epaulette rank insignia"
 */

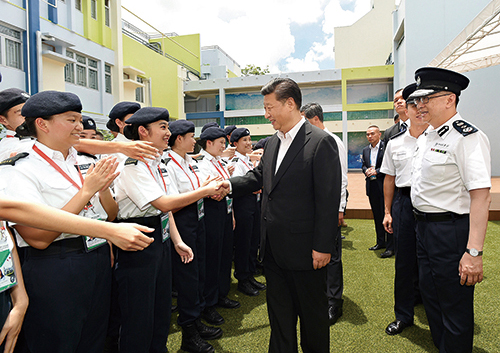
xmin=125 ymin=158 xmax=139 ymax=166
xmin=161 ymin=157 xmax=171 ymax=165
xmin=190 ymin=165 xmax=199 ymax=172
xmin=194 ymin=155 xmax=205 ymax=161
xmin=390 ymin=130 xmax=405 ymax=140
xmin=77 ymin=163 xmax=92 ymax=171
xmin=0 ymin=152 xmax=29 ymax=166
xmin=453 ymin=120 xmax=478 ymax=136
xmin=231 ymin=157 xmax=239 ymax=163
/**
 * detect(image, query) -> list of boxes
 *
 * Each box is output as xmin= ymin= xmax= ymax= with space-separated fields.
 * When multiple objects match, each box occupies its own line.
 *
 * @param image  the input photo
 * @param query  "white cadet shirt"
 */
xmin=0 ymin=142 xmax=108 ymax=247
xmin=380 ymin=129 xmax=420 ymax=188
xmin=165 ymin=150 xmax=202 ymax=194
xmin=196 ymin=149 xmax=231 ymax=181
xmin=230 ymin=150 xmax=254 ymax=177
xmin=114 ymin=156 xmax=178 ymax=220
xmin=0 ymin=129 xmax=35 ymax=161
xmin=411 ymin=113 xmax=491 ymax=214
xmin=76 ymin=152 xmax=108 ymax=221
xmin=324 ymin=127 xmax=348 ymax=212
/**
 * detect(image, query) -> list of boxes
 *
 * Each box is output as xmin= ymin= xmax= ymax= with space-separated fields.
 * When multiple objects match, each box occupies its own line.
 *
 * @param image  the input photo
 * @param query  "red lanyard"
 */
xmin=211 ymin=159 xmax=229 ymax=179
xmin=145 ymin=162 xmax=167 ymax=193
xmin=241 ymin=158 xmax=253 ymax=171
xmin=33 ymin=145 xmax=84 ymax=190
xmin=169 ymin=153 xmax=200 ymax=190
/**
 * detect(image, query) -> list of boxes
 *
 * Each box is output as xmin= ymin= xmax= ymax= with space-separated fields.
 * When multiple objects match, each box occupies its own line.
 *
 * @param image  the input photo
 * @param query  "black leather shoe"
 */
xmin=328 ymin=305 xmax=343 ymax=325
xmin=217 ymin=296 xmax=241 ymax=309
xmin=369 ymin=244 xmax=385 ymax=250
xmin=195 ymin=318 xmax=223 ymax=340
xmin=202 ymin=306 xmax=225 ymax=325
xmin=172 ymin=304 xmax=178 ymax=313
xmin=380 ymin=250 xmax=394 ymax=258
xmin=249 ymin=277 xmax=266 ymax=291
xmin=385 ymin=320 xmax=413 ymax=335
xmin=238 ymin=280 xmax=259 ymax=296
xmin=181 ymin=323 xmax=215 ymax=353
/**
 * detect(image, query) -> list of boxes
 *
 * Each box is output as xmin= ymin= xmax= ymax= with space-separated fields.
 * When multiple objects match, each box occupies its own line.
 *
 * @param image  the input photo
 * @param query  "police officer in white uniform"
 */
xmin=380 ymin=83 xmax=428 ymax=335
xmin=410 ymin=67 xmax=491 ymax=353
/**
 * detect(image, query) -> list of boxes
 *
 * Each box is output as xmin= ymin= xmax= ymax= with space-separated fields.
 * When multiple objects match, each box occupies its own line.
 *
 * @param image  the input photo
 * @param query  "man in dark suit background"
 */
xmin=221 ymin=78 xmax=341 ymax=353
xmin=383 ymin=88 xmax=409 ymax=145
xmin=362 ymin=125 xmax=394 ymax=258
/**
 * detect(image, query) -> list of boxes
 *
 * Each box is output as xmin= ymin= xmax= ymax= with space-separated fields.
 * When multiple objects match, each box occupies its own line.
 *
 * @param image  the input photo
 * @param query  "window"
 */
xmin=64 ymin=50 xmax=100 ymax=91
xmin=64 ymin=51 xmax=75 ymax=83
xmin=88 ymin=59 xmax=98 ymax=90
xmin=105 ymin=0 xmax=110 ymax=27
xmin=76 ymin=53 xmax=87 ymax=86
xmin=0 ymin=24 xmax=23 ymax=70
xmin=75 ymin=0 xmax=81 ymax=11
xmin=91 ymin=0 xmax=97 ymax=20
xmin=105 ymin=64 xmax=112 ymax=94
xmin=135 ymin=77 xmax=144 ymax=103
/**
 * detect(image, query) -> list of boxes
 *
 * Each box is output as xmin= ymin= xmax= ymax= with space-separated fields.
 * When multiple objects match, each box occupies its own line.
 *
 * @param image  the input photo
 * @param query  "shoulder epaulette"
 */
xmin=0 ymin=152 xmax=29 ymax=166
xmin=453 ymin=120 xmax=478 ymax=136
xmin=161 ymin=157 xmax=171 ymax=165
xmin=194 ymin=155 xmax=205 ymax=161
xmin=77 ymin=151 xmax=98 ymax=159
xmin=390 ymin=130 xmax=405 ymax=140
xmin=231 ymin=157 xmax=239 ymax=163
xmin=76 ymin=163 xmax=92 ymax=171
xmin=124 ymin=157 xmax=139 ymax=166
xmin=190 ymin=164 xmax=200 ymax=172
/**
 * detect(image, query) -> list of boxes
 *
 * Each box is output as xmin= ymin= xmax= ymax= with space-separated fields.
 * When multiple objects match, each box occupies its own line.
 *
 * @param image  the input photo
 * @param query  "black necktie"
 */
xmin=400 ymin=122 xmax=407 ymax=132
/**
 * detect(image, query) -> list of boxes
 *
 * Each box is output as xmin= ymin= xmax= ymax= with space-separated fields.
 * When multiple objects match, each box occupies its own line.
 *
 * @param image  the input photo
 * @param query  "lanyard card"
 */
xmin=0 ymin=227 xmax=16 ymax=293
xmin=161 ymin=213 xmax=170 ymax=243
xmin=226 ymin=197 xmax=233 ymax=214
xmin=82 ymin=205 xmax=107 ymax=252
xmin=197 ymin=199 xmax=205 ymax=220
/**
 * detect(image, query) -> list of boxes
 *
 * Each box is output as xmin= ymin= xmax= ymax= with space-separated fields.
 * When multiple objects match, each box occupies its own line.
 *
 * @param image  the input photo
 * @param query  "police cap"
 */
xmin=411 ymin=67 xmax=469 ymax=99
xmin=21 ymin=90 xmax=82 ymax=118
xmin=402 ymin=83 xmax=417 ymax=102
xmin=230 ymin=127 xmax=250 ymax=143
xmin=0 ymin=88 xmax=30 ymax=115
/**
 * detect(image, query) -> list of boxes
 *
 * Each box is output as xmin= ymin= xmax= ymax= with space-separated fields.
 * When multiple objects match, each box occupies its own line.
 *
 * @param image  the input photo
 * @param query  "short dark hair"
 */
xmin=16 ymin=116 xmax=52 ymax=138
xmin=123 ymin=122 xmax=152 ymax=140
xmin=393 ymin=114 xmax=399 ymax=122
xmin=395 ymin=88 xmax=403 ymax=95
xmin=261 ymin=78 xmax=302 ymax=110
xmin=367 ymin=125 xmax=380 ymax=132
xmin=300 ymin=102 xmax=323 ymax=122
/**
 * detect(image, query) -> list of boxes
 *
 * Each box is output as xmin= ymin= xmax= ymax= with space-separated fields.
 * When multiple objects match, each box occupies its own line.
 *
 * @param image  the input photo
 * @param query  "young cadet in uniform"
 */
xmin=230 ymin=128 xmax=266 ymax=296
xmin=196 ymin=126 xmax=240 ymax=326
xmin=76 ymin=116 xmax=100 ymax=176
xmin=410 ymin=67 xmax=491 ymax=353
xmin=0 ymin=88 xmax=32 ymax=160
xmin=380 ymin=83 xmax=428 ymax=336
xmin=166 ymin=120 xmax=223 ymax=353
xmin=0 ymin=91 xmax=130 ymax=352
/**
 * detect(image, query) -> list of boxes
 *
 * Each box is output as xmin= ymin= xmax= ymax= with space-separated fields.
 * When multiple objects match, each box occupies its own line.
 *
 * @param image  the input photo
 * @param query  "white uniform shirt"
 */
xmin=165 ymin=151 xmax=202 ymax=194
xmin=276 ymin=118 xmax=306 ymax=172
xmin=380 ymin=129 xmax=419 ymax=188
xmin=195 ymin=149 xmax=231 ymax=181
xmin=370 ymin=141 xmax=381 ymax=167
xmin=411 ymin=113 xmax=491 ymax=214
xmin=230 ymin=150 xmax=254 ymax=177
xmin=0 ymin=129 xmax=35 ymax=161
xmin=115 ymin=156 xmax=177 ymax=219
xmin=0 ymin=142 xmax=107 ymax=247
xmin=324 ymin=128 xmax=348 ymax=212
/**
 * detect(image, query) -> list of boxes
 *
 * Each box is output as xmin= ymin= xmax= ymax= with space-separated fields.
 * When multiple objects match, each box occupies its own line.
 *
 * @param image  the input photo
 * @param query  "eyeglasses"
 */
xmin=414 ymin=93 xmax=451 ymax=105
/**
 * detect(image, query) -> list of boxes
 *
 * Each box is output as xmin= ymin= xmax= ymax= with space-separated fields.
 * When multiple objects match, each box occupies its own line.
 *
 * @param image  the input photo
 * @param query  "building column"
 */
xmin=219 ymin=87 xmax=225 ymax=127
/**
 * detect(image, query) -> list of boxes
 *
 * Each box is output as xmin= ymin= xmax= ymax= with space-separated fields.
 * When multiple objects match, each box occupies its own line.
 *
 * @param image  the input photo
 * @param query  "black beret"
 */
xmin=0 ymin=88 xmax=30 ymax=115
xmin=402 ymin=83 xmax=417 ymax=101
xmin=169 ymin=120 xmax=195 ymax=136
xmin=201 ymin=122 xmax=219 ymax=132
xmin=200 ymin=127 xmax=225 ymax=141
xmin=21 ymin=90 xmax=82 ymax=118
xmin=82 ymin=115 xmax=97 ymax=130
xmin=254 ymin=136 xmax=270 ymax=150
xmin=224 ymin=125 xmax=237 ymax=135
xmin=230 ymin=127 xmax=250 ymax=143
xmin=125 ymin=107 xmax=169 ymax=125
xmin=411 ymin=67 xmax=469 ymax=98
xmin=107 ymin=102 xmax=141 ymax=131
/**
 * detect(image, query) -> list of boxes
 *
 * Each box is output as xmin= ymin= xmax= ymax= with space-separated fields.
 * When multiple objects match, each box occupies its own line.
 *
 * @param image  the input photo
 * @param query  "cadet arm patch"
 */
xmin=0 ymin=152 xmax=29 ymax=166
xmin=453 ymin=120 xmax=478 ymax=136
xmin=124 ymin=157 xmax=139 ymax=166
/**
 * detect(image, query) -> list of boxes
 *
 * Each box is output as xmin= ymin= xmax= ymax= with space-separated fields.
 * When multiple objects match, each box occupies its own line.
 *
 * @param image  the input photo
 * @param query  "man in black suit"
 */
xmin=362 ymin=125 xmax=394 ymax=258
xmin=383 ymin=88 xmax=409 ymax=145
xmin=221 ymin=78 xmax=340 ymax=352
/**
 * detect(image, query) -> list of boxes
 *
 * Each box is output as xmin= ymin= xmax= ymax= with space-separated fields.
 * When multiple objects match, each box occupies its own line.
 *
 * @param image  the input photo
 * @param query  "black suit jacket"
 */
xmin=361 ymin=141 xmax=385 ymax=196
xmin=231 ymin=121 xmax=341 ymax=271
xmin=383 ymin=122 xmax=400 ymax=146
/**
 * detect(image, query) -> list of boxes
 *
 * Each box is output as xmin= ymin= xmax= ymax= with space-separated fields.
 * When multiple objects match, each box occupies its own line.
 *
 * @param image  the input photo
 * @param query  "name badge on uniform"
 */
xmin=0 ymin=226 xmax=17 ymax=293
xmin=82 ymin=205 xmax=107 ymax=252
xmin=161 ymin=213 xmax=170 ymax=242
xmin=226 ymin=197 xmax=233 ymax=214
xmin=197 ymin=199 xmax=205 ymax=220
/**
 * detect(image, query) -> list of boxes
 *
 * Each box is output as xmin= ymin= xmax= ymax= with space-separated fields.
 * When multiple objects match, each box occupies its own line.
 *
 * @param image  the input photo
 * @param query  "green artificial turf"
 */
xmin=167 ymin=220 xmax=500 ymax=352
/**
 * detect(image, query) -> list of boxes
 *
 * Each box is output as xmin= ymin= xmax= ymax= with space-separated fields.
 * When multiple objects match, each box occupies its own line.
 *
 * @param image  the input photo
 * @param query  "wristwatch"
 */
xmin=465 ymin=248 xmax=483 ymax=257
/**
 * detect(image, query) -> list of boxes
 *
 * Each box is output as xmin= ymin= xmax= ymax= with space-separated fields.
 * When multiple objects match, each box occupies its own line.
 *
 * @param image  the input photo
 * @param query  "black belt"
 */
xmin=398 ymin=187 xmax=411 ymax=196
xmin=413 ymin=209 xmax=468 ymax=222
xmin=26 ymin=237 xmax=85 ymax=257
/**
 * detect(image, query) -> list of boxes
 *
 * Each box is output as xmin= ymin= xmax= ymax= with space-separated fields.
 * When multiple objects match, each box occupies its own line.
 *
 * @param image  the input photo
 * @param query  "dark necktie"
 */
xmin=400 ymin=122 xmax=407 ymax=132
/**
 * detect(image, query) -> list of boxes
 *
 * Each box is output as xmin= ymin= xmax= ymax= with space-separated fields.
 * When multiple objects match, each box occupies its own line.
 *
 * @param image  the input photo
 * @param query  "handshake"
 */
xmin=200 ymin=178 xmax=231 ymax=201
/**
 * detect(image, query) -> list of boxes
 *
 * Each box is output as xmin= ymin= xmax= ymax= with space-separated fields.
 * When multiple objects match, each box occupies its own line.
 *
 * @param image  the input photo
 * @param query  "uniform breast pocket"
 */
xmin=393 ymin=152 xmax=409 ymax=171
xmin=421 ymin=152 xmax=448 ymax=183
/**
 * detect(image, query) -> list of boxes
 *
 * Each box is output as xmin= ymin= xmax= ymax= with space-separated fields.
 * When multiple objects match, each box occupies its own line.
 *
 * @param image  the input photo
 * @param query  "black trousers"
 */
xmin=172 ymin=202 xmax=206 ymax=326
xmin=416 ymin=215 xmax=474 ymax=353
xmin=115 ymin=215 xmax=171 ymax=353
xmin=264 ymin=242 xmax=329 ymax=353
xmin=218 ymin=208 xmax=234 ymax=299
xmin=392 ymin=191 xmax=419 ymax=324
xmin=326 ymin=225 xmax=343 ymax=306
xmin=21 ymin=240 xmax=111 ymax=353
xmin=368 ymin=179 xmax=393 ymax=250
xmin=233 ymin=194 xmax=260 ymax=281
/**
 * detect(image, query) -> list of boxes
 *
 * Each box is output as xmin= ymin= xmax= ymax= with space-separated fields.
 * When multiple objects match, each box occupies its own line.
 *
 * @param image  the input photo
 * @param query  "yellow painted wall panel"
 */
xmin=42 ymin=57 xmax=66 ymax=92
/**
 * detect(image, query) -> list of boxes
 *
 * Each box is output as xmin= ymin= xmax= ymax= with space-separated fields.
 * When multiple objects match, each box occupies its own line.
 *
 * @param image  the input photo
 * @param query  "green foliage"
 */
xmin=98 ymin=129 xmax=115 ymax=141
xmin=241 ymin=64 xmax=270 ymax=76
